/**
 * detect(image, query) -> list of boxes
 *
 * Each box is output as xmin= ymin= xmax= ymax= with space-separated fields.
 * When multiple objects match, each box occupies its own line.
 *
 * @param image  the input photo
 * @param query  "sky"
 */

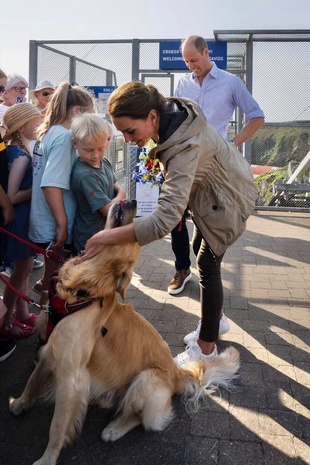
xmin=1 ymin=0 xmax=310 ymax=81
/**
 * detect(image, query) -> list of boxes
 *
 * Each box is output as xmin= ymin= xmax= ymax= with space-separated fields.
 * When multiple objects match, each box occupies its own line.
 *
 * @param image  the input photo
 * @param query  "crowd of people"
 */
xmin=0 ymin=35 xmax=264 ymax=366
xmin=0 ymin=72 xmax=124 ymax=361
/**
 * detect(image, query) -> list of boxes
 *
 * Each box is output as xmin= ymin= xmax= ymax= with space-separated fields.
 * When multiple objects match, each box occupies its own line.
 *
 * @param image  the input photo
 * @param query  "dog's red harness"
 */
xmin=45 ymin=271 xmax=103 ymax=342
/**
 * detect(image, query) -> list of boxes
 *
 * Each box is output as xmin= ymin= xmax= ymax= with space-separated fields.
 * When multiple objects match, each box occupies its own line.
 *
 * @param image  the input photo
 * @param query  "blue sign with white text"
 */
xmin=85 ymin=86 xmax=117 ymax=114
xmin=159 ymin=41 xmax=227 ymax=70
xmin=86 ymin=86 xmax=116 ymax=97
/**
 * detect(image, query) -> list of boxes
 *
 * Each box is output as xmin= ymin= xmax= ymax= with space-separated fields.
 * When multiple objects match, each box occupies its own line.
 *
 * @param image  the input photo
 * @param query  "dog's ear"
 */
xmin=56 ymin=259 xmax=89 ymax=301
xmin=56 ymin=242 xmax=141 ymax=301
xmin=115 ymin=263 xmax=135 ymax=299
xmin=112 ymin=244 xmax=140 ymax=298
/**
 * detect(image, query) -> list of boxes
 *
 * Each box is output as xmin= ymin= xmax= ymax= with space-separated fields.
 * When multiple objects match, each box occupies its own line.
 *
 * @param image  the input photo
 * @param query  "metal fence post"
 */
xmin=244 ymin=35 xmax=254 ymax=163
xmin=69 ymin=56 xmax=76 ymax=85
xmin=127 ymin=142 xmax=138 ymax=198
xmin=107 ymin=70 xmax=113 ymax=86
xmin=29 ymin=40 xmax=38 ymax=92
xmin=132 ymin=39 xmax=140 ymax=82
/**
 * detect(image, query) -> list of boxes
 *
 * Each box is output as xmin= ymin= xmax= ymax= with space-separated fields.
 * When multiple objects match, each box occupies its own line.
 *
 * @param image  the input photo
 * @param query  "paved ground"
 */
xmin=0 ymin=211 xmax=309 ymax=465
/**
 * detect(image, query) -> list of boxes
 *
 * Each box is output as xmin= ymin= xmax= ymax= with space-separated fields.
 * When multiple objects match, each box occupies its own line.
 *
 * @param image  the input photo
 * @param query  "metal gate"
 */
xmin=29 ymin=31 xmax=310 ymax=211
xmin=141 ymin=74 xmax=174 ymax=97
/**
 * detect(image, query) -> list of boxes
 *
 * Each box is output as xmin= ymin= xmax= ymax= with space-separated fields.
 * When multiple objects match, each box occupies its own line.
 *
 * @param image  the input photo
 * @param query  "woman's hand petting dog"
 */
xmin=74 ymin=234 xmax=106 ymax=264
xmin=75 ymin=200 xmax=138 ymax=264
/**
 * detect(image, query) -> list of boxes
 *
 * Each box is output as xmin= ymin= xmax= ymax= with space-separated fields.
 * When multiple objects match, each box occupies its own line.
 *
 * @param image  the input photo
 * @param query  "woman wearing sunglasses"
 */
xmin=29 ymin=80 xmax=55 ymax=113
xmin=0 ymin=73 xmax=28 ymax=121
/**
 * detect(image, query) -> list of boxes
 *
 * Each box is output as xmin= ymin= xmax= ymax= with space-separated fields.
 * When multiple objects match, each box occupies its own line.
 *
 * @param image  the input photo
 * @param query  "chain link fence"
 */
xmin=29 ymin=31 xmax=310 ymax=211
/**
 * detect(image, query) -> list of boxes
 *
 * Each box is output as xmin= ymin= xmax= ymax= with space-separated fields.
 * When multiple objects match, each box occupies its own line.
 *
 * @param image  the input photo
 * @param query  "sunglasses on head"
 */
xmin=42 ymin=91 xmax=54 ymax=97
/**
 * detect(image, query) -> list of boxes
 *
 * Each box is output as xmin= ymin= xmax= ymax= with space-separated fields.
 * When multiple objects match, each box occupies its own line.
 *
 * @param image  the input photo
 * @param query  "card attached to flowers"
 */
xmin=133 ymin=140 xmax=164 ymax=216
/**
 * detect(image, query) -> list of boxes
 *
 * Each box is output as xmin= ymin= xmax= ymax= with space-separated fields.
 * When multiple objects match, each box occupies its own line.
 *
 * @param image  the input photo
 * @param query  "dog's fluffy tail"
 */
xmin=179 ymin=346 xmax=240 ymax=412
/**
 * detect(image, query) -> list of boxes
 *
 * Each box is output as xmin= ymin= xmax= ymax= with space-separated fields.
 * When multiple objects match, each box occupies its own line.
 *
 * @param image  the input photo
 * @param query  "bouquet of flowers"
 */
xmin=132 ymin=140 xmax=164 ymax=186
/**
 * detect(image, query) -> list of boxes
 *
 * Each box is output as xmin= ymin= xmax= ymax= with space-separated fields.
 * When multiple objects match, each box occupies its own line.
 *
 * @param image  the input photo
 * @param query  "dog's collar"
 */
xmin=44 ymin=271 xmax=105 ymax=342
xmin=77 ymin=289 xmax=91 ymax=298
xmin=64 ymin=287 xmax=99 ymax=300
xmin=63 ymin=287 xmax=105 ymax=306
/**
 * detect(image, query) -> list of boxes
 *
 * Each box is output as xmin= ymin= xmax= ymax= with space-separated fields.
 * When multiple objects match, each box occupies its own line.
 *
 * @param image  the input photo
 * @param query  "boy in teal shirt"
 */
xmin=71 ymin=114 xmax=126 ymax=254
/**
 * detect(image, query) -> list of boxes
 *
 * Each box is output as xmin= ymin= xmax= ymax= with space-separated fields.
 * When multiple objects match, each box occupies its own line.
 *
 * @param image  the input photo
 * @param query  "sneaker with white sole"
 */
xmin=0 ymin=266 xmax=13 ymax=279
xmin=168 ymin=269 xmax=192 ymax=295
xmin=33 ymin=259 xmax=44 ymax=269
xmin=183 ymin=314 xmax=230 ymax=345
xmin=32 ymin=279 xmax=43 ymax=295
xmin=0 ymin=338 xmax=16 ymax=362
xmin=174 ymin=341 xmax=218 ymax=367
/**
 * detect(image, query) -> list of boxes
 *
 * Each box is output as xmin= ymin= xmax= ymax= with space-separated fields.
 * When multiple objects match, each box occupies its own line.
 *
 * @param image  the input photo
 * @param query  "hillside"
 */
xmin=251 ymin=123 xmax=310 ymax=167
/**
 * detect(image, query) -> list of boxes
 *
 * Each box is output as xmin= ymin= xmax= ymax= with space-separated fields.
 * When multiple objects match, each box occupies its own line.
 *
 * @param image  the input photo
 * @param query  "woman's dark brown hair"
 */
xmin=108 ymin=81 xmax=166 ymax=120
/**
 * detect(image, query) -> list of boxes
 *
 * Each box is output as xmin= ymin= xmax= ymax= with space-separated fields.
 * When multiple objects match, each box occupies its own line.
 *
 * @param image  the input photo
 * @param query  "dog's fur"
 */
xmin=9 ymin=200 xmax=240 ymax=465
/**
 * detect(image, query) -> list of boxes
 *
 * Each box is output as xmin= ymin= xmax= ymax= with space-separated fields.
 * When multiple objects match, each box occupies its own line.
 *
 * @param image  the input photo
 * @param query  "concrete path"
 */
xmin=0 ymin=211 xmax=309 ymax=465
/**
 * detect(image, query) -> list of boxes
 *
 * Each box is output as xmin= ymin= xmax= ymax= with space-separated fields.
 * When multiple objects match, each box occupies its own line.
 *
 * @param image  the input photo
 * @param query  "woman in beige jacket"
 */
xmin=78 ymin=81 xmax=259 ymax=365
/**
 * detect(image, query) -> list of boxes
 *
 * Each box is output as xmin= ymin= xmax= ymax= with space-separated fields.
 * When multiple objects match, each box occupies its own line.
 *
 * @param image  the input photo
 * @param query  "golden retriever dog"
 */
xmin=9 ymin=199 xmax=240 ymax=465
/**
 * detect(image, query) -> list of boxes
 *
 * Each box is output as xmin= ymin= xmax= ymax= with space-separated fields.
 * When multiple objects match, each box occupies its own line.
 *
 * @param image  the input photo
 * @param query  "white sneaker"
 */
xmin=33 ymin=259 xmax=44 ymax=269
xmin=183 ymin=314 xmax=230 ymax=345
xmin=0 ymin=267 xmax=13 ymax=279
xmin=174 ymin=341 xmax=218 ymax=367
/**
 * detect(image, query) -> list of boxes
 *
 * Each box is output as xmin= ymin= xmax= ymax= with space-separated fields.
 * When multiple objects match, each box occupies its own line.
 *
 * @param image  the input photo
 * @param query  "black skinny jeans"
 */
xmin=171 ymin=212 xmax=191 ymax=271
xmin=192 ymin=224 xmax=225 ymax=342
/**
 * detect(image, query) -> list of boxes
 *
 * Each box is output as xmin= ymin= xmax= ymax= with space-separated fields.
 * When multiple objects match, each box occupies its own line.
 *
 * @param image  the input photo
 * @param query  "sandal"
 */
xmin=19 ymin=313 xmax=38 ymax=327
xmin=32 ymin=280 xmax=43 ymax=296
xmin=0 ymin=320 xmax=34 ymax=340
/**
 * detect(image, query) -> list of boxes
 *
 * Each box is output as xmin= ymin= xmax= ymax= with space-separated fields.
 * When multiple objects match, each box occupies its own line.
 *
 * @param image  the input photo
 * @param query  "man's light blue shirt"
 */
xmin=175 ymin=62 xmax=264 ymax=138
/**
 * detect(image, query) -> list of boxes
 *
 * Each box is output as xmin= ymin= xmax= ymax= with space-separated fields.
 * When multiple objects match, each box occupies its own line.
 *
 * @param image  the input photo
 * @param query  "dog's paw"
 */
xmin=101 ymin=415 xmax=141 ymax=441
xmin=101 ymin=425 xmax=121 ymax=442
xmin=9 ymin=396 xmax=30 ymax=415
xmin=33 ymin=457 xmax=57 ymax=465
xmin=101 ymin=423 xmax=124 ymax=442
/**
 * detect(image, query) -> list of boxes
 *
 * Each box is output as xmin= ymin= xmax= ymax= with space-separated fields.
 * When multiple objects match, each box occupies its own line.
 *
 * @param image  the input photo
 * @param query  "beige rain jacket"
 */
xmin=133 ymin=98 xmax=259 ymax=256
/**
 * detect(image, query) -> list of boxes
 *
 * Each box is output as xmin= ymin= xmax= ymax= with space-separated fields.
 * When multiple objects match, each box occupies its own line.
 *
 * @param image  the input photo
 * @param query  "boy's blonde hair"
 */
xmin=71 ymin=113 xmax=109 ymax=143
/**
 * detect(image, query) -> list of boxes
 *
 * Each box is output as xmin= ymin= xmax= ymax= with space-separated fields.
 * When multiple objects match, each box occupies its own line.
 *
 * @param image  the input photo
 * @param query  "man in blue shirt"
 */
xmin=168 ymin=35 xmax=264 ymax=300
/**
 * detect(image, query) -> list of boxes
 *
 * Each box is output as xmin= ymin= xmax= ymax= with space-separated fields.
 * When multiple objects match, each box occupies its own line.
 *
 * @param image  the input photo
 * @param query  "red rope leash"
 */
xmin=0 ymin=273 xmax=41 ymax=308
xmin=0 ymin=226 xmax=62 ymax=264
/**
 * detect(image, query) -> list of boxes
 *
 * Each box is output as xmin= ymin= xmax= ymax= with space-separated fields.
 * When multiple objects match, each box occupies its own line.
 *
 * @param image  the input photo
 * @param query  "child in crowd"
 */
xmin=0 ymin=125 xmax=17 ymax=359
xmin=70 ymin=114 xmax=126 ymax=254
xmin=0 ymin=103 xmax=42 ymax=339
xmin=0 ymin=186 xmax=16 ymax=357
xmin=0 ymin=185 xmax=16 ymax=359
xmin=29 ymin=82 xmax=94 ymax=296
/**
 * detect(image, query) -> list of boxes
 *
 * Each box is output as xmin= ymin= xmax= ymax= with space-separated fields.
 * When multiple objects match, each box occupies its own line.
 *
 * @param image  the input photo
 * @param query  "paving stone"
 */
xmin=1 ymin=212 xmax=310 ymax=465
xmin=219 ymin=441 xmax=265 ymax=465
